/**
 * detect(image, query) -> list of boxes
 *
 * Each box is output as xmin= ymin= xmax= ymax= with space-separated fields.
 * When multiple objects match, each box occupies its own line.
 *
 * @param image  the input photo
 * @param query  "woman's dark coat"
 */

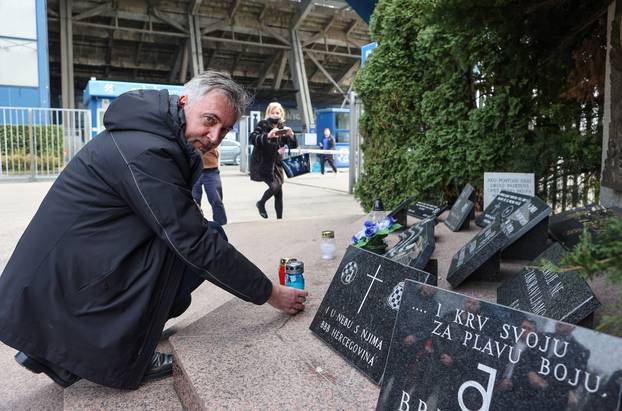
xmin=249 ymin=119 xmax=298 ymax=182
xmin=0 ymin=90 xmax=272 ymax=389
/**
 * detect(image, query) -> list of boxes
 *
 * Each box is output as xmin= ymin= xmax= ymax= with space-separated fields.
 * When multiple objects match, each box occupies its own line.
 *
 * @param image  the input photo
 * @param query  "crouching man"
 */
xmin=0 ymin=71 xmax=307 ymax=389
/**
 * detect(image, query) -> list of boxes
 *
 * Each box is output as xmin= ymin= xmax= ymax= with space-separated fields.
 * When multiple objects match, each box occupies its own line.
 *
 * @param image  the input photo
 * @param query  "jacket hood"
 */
xmin=104 ymin=89 xmax=183 ymax=139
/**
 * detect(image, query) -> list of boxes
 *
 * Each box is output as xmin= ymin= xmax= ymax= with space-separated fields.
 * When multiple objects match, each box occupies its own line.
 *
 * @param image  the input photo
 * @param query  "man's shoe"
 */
xmin=256 ymin=202 xmax=268 ymax=219
xmin=15 ymin=351 xmax=81 ymax=388
xmin=143 ymin=352 xmax=173 ymax=382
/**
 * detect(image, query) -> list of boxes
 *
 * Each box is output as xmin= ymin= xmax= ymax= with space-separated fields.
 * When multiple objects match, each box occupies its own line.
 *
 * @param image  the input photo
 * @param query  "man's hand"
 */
xmin=267 ymin=283 xmax=308 ymax=315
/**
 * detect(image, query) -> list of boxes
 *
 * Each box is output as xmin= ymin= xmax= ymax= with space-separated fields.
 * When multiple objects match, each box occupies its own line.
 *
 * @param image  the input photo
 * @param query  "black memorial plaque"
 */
xmin=501 ymin=196 xmax=552 ymax=260
xmin=408 ymin=201 xmax=447 ymax=220
xmin=549 ymin=205 xmax=622 ymax=250
xmin=384 ymin=217 xmax=436 ymax=272
xmin=497 ymin=243 xmax=601 ymax=324
xmin=444 ymin=184 xmax=476 ymax=232
xmin=447 ymin=217 xmax=509 ymax=287
xmin=378 ymin=280 xmax=622 ymax=411
xmin=475 ymin=191 xmax=532 ymax=228
xmin=388 ymin=195 xmax=417 ymax=227
xmin=309 ymin=246 xmax=436 ymax=384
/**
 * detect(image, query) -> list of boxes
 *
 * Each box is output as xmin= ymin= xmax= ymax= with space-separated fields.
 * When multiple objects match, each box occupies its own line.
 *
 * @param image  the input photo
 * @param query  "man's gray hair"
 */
xmin=181 ymin=71 xmax=252 ymax=119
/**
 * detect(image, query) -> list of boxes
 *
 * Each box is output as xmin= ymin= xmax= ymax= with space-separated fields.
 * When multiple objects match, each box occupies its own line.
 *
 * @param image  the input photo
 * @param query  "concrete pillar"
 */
xmin=59 ymin=0 xmax=75 ymax=108
xmin=602 ymin=0 xmax=622 ymax=207
xmin=289 ymin=29 xmax=313 ymax=132
xmin=187 ymin=14 xmax=204 ymax=76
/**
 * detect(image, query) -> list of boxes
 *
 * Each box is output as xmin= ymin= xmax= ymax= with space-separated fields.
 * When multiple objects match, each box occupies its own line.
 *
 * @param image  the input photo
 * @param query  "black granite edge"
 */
xmin=447 ymin=238 xmax=504 ymax=288
xmin=503 ymin=208 xmax=551 ymax=249
xmin=562 ymin=296 xmax=602 ymax=325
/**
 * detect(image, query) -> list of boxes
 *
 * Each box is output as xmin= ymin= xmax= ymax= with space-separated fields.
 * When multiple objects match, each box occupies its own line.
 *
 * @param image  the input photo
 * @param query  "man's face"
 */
xmin=323 ymin=129 xmax=330 ymax=137
xmin=180 ymin=90 xmax=237 ymax=154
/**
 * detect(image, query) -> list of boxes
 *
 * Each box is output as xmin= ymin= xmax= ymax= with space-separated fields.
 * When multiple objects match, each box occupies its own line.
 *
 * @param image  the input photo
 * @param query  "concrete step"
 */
xmin=170 ymin=214 xmax=380 ymax=410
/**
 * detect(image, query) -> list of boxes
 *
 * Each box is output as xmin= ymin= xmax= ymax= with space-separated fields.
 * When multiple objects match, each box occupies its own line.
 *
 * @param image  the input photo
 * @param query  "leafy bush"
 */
xmin=354 ymin=0 xmax=607 ymax=211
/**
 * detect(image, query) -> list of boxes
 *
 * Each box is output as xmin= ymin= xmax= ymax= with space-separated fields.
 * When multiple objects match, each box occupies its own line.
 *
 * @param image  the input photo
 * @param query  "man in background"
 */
xmin=319 ymin=127 xmax=338 ymax=175
xmin=193 ymin=146 xmax=227 ymax=225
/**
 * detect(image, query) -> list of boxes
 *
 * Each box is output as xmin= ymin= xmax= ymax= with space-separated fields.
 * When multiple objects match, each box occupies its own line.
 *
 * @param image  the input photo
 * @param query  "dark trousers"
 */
xmin=192 ymin=168 xmax=227 ymax=225
xmin=168 ymin=222 xmax=227 ymax=319
xmin=320 ymin=154 xmax=337 ymax=174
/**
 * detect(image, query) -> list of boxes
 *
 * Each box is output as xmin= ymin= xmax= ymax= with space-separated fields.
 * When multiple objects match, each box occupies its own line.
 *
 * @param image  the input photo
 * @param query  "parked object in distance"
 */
xmin=219 ymin=139 xmax=241 ymax=165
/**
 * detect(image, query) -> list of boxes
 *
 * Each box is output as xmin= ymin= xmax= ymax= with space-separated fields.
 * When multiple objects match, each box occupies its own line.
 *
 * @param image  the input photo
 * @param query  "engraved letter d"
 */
xmin=457 ymin=363 xmax=497 ymax=411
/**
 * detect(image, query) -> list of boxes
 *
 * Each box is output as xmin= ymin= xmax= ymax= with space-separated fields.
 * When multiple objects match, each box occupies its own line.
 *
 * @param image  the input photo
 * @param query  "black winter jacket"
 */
xmin=0 ymin=90 xmax=272 ymax=389
xmin=249 ymin=119 xmax=298 ymax=182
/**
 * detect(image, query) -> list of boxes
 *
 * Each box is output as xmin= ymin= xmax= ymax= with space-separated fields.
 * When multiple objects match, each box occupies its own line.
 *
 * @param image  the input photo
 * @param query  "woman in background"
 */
xmin=249 ymin=102 xmax=297 ymax=219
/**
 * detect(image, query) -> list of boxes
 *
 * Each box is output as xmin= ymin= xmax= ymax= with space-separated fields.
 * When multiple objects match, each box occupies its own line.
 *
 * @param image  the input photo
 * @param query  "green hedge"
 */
xmin=1 ymin=125 xmax=64 ymax=173
xmin=354 ymin=0 xmax=606 ymax=211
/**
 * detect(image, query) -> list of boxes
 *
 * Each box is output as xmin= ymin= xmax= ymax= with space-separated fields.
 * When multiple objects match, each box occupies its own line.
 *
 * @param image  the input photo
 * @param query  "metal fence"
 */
xmin=0 ymin=107 xmax=91 ymax=181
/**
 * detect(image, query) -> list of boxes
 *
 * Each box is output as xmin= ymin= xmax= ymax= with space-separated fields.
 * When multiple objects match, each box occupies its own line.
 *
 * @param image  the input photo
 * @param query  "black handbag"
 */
xmin=281 ymin=147 xmax=310 ymax=178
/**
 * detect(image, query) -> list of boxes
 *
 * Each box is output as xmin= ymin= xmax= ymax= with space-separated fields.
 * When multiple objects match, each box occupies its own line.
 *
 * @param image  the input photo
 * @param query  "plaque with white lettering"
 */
xmin=500 ymin=195 xmax=552 ymax=260
xmin=384 ymin=218 xmax=435 ymax=270
xmin=497 ymin=243 xmax=600 ymax=324
xmin=408 ymin=201 xmax=447 ymax=220
xmin=309 ymin=246 xmax=436 ymax=384
xmin=444 ymin=184 xmax=476 ymax=232
xmin=475 ymin=191 xmax=532 ymax=228
xmin=377 ymin=280 xmax=622 ymax=411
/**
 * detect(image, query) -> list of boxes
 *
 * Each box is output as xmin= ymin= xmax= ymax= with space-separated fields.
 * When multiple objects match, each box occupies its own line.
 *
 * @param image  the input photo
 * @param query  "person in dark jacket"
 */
xmin=318 ymin=128 xmax=337 ymax=175
xmin=249 ymin=102 xmax=297 ymax=219
xmin=0 ymin=71 xmax=307 ymax=390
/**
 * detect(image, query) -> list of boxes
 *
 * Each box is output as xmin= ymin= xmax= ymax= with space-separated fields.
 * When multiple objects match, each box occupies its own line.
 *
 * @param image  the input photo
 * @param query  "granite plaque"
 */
xmin=378 ymin=280 xmax=622 ymax=411
xmin=549 ymin=205 xmax=622 ymax=250
xmin=501 ymin=195 xmax=552 ymax=260
xmin=408 ymin=201 xmax=447 ymax=220
xmin=384 ymin=217 xmax=436 ymax=271
xmin=309 ymin=246 xmax=436 ymax=384
xmin=497 ymin=243 xmax=601 ymax=324
xmin=483 ymin=172 xmax=535 ymax=209
xmin=447 ymin=217 xmax=509 ymax=287
xmin=444 ymin=184 xmax=476 ymax=232
xmin=475 ymin=191 xmax=532 ymax=228
xmin=388 ymin=195 xmax=417 ymax=227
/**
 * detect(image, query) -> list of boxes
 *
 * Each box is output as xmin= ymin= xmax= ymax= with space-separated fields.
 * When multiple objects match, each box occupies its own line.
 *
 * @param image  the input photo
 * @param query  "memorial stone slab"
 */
xmin=497 ymin=243 xmax=601 ymax=324
xmin=408 ymin=201 xmax=447 ymax=220
xmin=388 ymin=195 xmax=417 ymax=227
xmin=447 ymin=217 xmax=509 ymax=287
xmin=475 ymin=191 xmax=532 ymax=228
xmin=483 ymin=172 xmax=534 ymax=209
xmin=444 ymin=184 xmax=476 ymax=232
xmin=384 ymin=218 xmax=436 ymax=272
xmin=501 ymin=196 xmax=552 ymax=260
xmin=378 ymin=280 xmax=622 ymax=411
xmin=309 ymin=246 xmax=436 ymax=384
xmin=549 ymin=205 xmax=622 ymax=250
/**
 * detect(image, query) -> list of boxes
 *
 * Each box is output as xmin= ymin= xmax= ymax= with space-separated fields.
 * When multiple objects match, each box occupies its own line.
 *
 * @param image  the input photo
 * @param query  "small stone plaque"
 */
xmin=309 ymin=246 xmax=436 ymax=384
xmin=447 ymin=217 xmax=509 ymax=287
xmin=377 ymin=280 xmax=622 ymax=411
xmin=384 ymin=218 xmax=435 ymax=271
xmin=388 ymin=195 xmax=417 ymax=227
xmin=475 ymin=191 xmax=532 ymax=228
xmin=497 ymin=243 xmax=601 ymax=324
xmin=501 ymin=196 xmax=552 ymax=260
xmin=483 ymin=172 xmax=534 ymax=209
xmin=444 ymin=184 xmax=476 ymax=232
xmin=549 ymin=205 xmax=622 ymax=250
xmin=408 ymin=201 xmax=447 ymax=220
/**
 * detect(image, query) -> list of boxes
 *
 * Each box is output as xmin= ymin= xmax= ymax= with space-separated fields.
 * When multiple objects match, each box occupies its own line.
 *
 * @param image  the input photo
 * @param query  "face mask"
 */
xmin=268 ymin=116 xmax=280 ymax=125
